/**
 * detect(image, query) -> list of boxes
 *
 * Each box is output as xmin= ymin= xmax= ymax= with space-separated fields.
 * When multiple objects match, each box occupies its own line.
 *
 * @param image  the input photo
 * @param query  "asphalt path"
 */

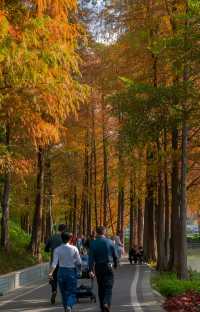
xmin=0 ymin=261 xmax=165 ymax=312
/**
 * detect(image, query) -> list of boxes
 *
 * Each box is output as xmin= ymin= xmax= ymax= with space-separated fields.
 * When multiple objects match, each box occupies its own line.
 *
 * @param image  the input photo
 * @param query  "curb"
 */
xmin=0 ymin=262 xmax=49 ymax=296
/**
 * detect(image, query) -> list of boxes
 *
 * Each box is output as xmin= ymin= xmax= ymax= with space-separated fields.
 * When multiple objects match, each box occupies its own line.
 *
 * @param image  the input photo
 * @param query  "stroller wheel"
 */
xmin=90 ymin=296 xmax=96 ymax=303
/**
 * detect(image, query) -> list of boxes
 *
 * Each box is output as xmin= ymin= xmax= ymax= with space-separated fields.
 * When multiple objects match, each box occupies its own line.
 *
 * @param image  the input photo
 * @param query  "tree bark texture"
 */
xmin=30 ymin=147 xmax=44 ymax=259
xmin=157 ymin=141 xmax=165 ymax=271
xmin=1 ymin=124 xmax=11 ymax=252
xmin=169 ymin=128 xmax=180 ymax=271
xmin=129 ymin=174 xmax=134 ymax=249
xmin=143 ymin=149 xmax=156 ymax=262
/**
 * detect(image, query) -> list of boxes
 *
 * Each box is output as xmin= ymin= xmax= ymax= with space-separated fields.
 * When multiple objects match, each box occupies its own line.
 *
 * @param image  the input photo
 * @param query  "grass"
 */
xmin=0 ymin=221 xmax=49 ymax=275
xmin=152 ymin=271 xmax=200 ymax=297
xmin=187 ymin=233 xmax=200 ymax=242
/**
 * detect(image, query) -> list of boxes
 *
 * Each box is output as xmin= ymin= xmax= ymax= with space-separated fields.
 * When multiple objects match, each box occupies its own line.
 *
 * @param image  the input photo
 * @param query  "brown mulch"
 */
xmin=164 ymin=292 xmax=200 ymax=312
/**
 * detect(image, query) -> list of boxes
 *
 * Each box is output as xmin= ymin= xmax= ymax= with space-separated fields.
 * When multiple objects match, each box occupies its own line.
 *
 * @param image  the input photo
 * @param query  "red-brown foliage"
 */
xmin=164 ymin=292 xmax=200 ymax=312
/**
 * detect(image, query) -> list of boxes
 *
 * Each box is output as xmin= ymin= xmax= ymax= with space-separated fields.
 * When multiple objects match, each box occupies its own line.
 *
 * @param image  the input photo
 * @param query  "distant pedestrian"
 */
xmin=114 ymin=231 xmax=124 ymax=261
xmin=45 ymin=223 xmax=66 ymax=304
xmin=48 ymin=232 xmax=81 ymax=312
xmin=129 ymin=245 xmax=138 ymax=264
xmin=137 ymin=246 xmax=144 ymax=264
xmin=84 ymin=230 xmax=96 ymax=250
xmin=89 ymin=226 xmax=118 ymax=312
xmin=76 ymin=234 xmax=84 ymax=253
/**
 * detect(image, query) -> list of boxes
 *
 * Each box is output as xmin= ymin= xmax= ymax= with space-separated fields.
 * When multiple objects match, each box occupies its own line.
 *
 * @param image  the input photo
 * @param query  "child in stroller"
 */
xmin=76 ymin=251 xmax=96 ymax=303
xmin=80 ymin=253 xmax=90 ymax=278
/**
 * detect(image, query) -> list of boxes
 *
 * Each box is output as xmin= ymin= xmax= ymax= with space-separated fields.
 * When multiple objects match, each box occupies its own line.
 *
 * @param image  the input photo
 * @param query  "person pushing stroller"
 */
xmin=45 ymin=223 xmax=66 ymax=304
xmin=48 ymin=232 xmax=81 ymax=312
xmin=129 ymin=246 xmax=144 ymax=264
xmin=129 ymin=245 xmax=138 ymax=264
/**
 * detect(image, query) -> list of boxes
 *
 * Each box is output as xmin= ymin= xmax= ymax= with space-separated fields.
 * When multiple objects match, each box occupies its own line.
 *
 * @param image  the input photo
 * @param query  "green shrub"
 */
xmin=0 ymin=220 xmax=49 ymax=275
xmin=187 ymin=233 xmax=200 ymax=241
xmin=152 ymin=272 xmax=200 ymax=297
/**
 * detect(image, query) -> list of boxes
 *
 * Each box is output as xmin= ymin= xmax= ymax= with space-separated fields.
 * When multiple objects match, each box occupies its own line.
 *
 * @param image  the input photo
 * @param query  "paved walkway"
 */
xmin=0 ymin=261 xmax=165 ymax=312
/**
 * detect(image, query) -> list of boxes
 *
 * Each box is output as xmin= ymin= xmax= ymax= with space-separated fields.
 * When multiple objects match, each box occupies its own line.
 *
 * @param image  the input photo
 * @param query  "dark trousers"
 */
xmin=50 ymin=265 xmax=59 ymax=293
xmin=95 ymin=263 xmax=114 ymax=310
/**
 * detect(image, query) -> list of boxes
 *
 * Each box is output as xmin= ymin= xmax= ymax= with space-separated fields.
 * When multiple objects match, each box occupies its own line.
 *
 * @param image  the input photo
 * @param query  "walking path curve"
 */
xmin=0 ymin=260 xmax=165 ymax=312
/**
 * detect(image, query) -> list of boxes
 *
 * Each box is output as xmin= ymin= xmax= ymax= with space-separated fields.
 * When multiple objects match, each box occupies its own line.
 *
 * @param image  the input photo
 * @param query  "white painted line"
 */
xmin=152 ymin=289 xmax=165 ymax=302
xmin=131 ymin=266 xmax=143 ymax=312
xmin=0 ymin=282 xmax=48 ymax=307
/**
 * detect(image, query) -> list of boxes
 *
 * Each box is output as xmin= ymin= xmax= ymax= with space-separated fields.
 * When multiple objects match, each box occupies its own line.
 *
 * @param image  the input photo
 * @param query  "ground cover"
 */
xmin=152 ymin=272 xmax=200 ymax=297
xmin=164 ymin=292 xmax=200 ymax=312
xmin=187 ymin=234 xmax=200 ymax=241
xmin=0 ymin=221 xmax=49 ymax=275
xmin=152 ymin=271 xmax=200 ymax=312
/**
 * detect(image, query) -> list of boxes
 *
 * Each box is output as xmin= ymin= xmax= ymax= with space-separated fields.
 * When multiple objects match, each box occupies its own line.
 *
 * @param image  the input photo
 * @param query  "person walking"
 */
xmin=129 ymin=245 xmax=138 ymax=265
xmin=137 ymin=246 xmax=144 ymax=264
xmin=84 ymin=230 xmax=96 ymax=250
xmin=89 ymin=226 xmax=118 ymax=312
xmin=48 ymin=232 xmax=81 ymax=312
xmin=45 ymin=223 xmax=66 ymax=304
xmin=114 ymin=231 xmax=124 ymax=262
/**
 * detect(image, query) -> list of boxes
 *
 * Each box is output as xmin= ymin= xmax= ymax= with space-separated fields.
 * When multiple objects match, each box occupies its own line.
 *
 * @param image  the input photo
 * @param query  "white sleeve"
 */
xmin=52 ymin=247 xmax=59 ymax=268
xmin=74 ymin=247 xmax=81 ymax=266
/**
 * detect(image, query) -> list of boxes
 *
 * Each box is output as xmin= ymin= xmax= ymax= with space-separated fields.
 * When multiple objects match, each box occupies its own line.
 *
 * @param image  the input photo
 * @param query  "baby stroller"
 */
xmin=76 ymin=254 xmax=96 ymax=303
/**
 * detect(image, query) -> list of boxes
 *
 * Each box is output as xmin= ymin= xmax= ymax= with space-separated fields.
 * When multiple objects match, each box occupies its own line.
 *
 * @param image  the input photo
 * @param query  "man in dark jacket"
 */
xmin=45 ymin=224 xmax=66 ymax=304
xmin=89 ymin=226 xmax=118 ymax=312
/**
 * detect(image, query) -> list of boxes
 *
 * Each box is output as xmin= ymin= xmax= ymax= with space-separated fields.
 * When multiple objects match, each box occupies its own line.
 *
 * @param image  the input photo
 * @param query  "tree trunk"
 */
xmin=68 ymin=200 xmax=73 ymax=233
xmin=177 ymin=115 xmax=188 ymax=279
xmin=117 ymin=109 xmax=125 ymax=242
xmin=41 ymin=208 xmax=46 ymax=243
xmin=81 ymin=137 xmax=89 ymax=236
xmin=157 ymin=140 xmax=165 ymax=271
xmin=129 ymin=174 xmax=134 ymax=249
xmin=30 ymin=147 xmax=44 ymax=260
xmin=91 ymin=101 xmax=98 ymax=228
xmin=177 ymin=3 xmax=189 ymax=279
xmin=102 ymin=99 xmax=108 ymax=227
xmin=133 ymin=199 xmax=138 ymax=247
xmin=73 ymin=185 xmax=77 ymax=236
xmin=87 ymin=149 xmax=93 ymax=236
xmin=22 ymin=213 xmax=31 ymax=235
xmin=81 ymin=192 xmax=87 ymax=236
xmin=103 ymin=151 xmax=108 ymax=228
xmin=45 ymin=156 xmax=53 ymax=240
xmin=143 ymin=148 xmax=156 ymax=262
xmin=108 ymin=187 xmax=115 ymax=235
xmin=120 ymin=188 xmax=125 ymax=242
xmin=100 ymin=182 xmax=103 ymax=226
xmin=117 ymin=191 xmax=121 ymax=234
xmin=168 ymin=127 xmax=180 ymax=271
xmin=143 ymin=197 xmax=149 ymax=261
xmin=137 ymin=198 xmax=143 ymax=247
xmin=1 ymin=124 xmax=11 ymax=252
xmin=1 ymin=172 xmax=11 ymax=252
xmin=164 ymin=131 xmax=170 ymax=267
